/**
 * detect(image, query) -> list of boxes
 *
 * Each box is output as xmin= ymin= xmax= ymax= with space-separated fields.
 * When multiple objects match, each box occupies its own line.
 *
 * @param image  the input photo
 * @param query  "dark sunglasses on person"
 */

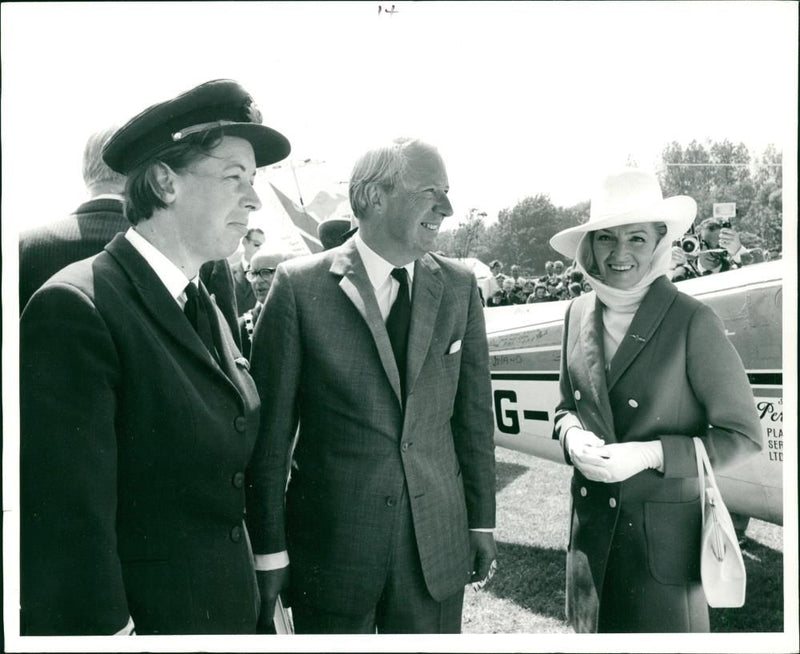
xmin=246 ymin=267 xmax=276 ymax=281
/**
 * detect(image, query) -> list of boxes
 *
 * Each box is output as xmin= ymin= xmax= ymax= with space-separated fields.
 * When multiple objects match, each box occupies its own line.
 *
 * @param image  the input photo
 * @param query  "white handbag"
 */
xmin=693 ymin=437 xmax=747 ymax=607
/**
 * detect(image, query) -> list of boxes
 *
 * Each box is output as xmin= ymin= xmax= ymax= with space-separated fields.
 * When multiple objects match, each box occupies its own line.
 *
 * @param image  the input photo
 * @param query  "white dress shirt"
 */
xmin=125 ymin=228 xmax=195 ymax=307
xmin=353 ymin=232 xmax=414 ymax=320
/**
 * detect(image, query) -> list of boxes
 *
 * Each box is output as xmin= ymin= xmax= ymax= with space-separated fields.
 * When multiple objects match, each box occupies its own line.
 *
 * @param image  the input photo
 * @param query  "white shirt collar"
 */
xmin=91 ymin=193 xmax=125 ymax=202
xmin=353 ymin=231 xmax=415 ymax=290
xmin=124 ymin=228 xmax=195 ymax=306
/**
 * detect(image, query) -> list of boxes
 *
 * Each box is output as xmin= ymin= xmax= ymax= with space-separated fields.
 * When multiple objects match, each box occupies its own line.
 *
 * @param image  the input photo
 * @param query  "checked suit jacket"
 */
xmin=249 ymin=238 xmax=496 ymax=613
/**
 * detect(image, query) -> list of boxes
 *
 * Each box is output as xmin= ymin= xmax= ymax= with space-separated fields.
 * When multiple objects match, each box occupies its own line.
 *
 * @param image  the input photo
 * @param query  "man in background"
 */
xmin=19 ymin=126 xmax=126 ymax=311
xmin=250 ymin=136 xmax=496 ymax=634
xmin=670 ymin=217 xmax=749 ymax=280
xmin=238 ymin=248 xmax=293 ymax=359
xmin=232 ymin=227 xmax=265 ymax=314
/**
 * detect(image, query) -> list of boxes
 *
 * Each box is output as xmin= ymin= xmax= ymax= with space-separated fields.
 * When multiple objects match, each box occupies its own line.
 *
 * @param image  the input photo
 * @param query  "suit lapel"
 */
xmin=576 ymin=294 xmax=616 ymax=437
xmin=406 ymin=255 xmax=443 ymax=397
xmin=606 ymin=276 xmax=678 ymax=390
xmin=105 ymin=234 xmax=230 ymax=378
xmin=331 ymin=240 xmax=403 ymax=405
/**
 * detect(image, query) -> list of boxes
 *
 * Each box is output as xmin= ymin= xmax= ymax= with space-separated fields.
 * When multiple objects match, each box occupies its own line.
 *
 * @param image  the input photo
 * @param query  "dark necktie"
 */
xmin=386 ymin=267 xmax=411 ymax=398
xmin=183 ymin=282 xmax=216 ymax=357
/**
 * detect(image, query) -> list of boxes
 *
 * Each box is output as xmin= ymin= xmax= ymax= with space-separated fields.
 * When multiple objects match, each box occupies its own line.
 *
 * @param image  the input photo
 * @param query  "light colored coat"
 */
xmin=249 ymin=239 xmax=496 ymax=614
xmin=553 ymin=276 xmax=762 ymax=632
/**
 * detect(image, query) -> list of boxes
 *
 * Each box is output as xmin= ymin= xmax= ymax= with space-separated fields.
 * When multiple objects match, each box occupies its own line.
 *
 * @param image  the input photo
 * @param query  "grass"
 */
xmin=462 ymin=448 xmax=784 ymax=634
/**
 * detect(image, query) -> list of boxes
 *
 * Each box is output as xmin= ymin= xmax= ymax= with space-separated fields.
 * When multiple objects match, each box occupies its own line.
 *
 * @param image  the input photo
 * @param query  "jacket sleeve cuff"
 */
xmin=254 ymin=551 xmax=290 ymax=571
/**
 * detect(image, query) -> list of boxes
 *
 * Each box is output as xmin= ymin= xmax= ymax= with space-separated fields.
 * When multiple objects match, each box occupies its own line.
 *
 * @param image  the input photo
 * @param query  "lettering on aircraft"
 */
xmin=758 ymin=398 xmax=784 ymax=462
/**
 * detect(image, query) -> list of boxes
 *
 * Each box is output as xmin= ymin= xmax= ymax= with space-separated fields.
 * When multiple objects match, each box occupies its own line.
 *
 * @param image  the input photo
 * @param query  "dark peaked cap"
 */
xmin=102 ymin=79 xmax=291 ymax=174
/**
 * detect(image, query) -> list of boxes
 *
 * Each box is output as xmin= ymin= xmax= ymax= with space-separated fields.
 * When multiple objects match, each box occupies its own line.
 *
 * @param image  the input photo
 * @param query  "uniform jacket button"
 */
xmin=609 ymin=497 xmax=617 ymax=508
xmin=580 ymin=486 xmax=588 ymax=497
xmin=574 ymin=390 xmax=581 ymax=401
xmin=232 ymin=472 xmax=245 ymax=488
xmin=401 ymin=441 xmax=411 ymax=451
xmin=233 ymin=416 xmax=247 ymax=432
xmin=230 ymin=525 xmax=242 ymax=542
xmin=628 ymin=398 xmax=639 ymax=408
xmin=385 ymin=496 xmax=396 ymax=507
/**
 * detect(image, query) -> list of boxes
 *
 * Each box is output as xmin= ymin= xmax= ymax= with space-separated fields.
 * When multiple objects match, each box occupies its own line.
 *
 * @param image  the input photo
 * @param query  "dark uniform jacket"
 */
xmin=20 ymin=234 xmax=267 ymax=635
xmin=553 ymin=276 xmax=762 ymax=632
xmin=249 ymin=240 xmax=496 ymax=614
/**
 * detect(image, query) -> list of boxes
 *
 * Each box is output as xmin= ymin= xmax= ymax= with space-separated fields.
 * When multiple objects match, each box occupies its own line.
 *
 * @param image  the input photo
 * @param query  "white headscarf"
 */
xmin=574 ymin=224 xmax=673 ymax=364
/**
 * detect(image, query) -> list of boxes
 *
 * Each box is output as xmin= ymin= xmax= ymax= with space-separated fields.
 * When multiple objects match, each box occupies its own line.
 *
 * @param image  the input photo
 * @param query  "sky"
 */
xmin=1 ymin=0 xmax=797 ymax=237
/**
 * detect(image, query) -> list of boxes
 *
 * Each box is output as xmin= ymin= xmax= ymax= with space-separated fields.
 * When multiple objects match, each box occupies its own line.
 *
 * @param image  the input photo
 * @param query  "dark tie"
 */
xmin=183 ymin=282 xmax=216 ymax=357
xmin=386 ymin=267 xmax=411 ymax=398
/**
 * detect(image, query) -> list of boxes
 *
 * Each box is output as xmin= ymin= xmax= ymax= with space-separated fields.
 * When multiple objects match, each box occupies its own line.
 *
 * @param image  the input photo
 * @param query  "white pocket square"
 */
xmin=447 ymin=340 xmax=462 ymax=355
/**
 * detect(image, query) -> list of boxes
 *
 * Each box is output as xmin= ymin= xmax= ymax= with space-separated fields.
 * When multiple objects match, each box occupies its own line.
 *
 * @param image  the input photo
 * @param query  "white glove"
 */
xmin=576 ymin=440 xmax=664 ymax=483
xmin=565 ymin=427 xmax=605 ymax=463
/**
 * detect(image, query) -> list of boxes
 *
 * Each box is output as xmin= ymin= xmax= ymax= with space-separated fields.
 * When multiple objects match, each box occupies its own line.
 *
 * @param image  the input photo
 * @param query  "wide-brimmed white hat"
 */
xmin=550 ymin=169 xmax=697 ymax=259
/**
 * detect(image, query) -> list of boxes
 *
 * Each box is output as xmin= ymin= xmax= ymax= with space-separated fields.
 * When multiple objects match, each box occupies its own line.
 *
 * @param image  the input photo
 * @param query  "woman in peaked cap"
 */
xmin=549 ymin=169 xmax=762 ymax=632
xmin=20 ymin=79 xmax=290 ymax=636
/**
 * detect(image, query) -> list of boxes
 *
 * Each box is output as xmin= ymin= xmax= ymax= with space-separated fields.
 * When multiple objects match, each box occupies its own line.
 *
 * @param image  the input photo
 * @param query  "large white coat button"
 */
xmin=574 ymin=390 xmax=582 ymax=401
xmin=609 ymin=497 xmax=617 ymax=508
xmin=628 ymin=398 xmax=639 ymax=408
xmin=580 ymin=486 xmax=588 ymax=497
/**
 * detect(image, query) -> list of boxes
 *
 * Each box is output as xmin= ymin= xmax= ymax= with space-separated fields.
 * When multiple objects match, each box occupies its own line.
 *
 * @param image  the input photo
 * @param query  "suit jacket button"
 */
xmin=628 ymin=399 xmax=639 ymax=408
xmin=232 ymin=472 xmax=245 ymax=488
xmin=230 ymin=525 xmax=242 ymax=542
xmin=401 ymin=441 xmax=412 ymax=451
xmin=574 ymin=390 xmax=581 ymax=401
xmin=609 ymin=497 xmax=617 ymax=508
xmin=579 ymin=486 xmax=588 ymax=497
xmin=385 ymin=496 xmax=396 ymax=507
xmin=234 ymin=416 xmax=247 ymax=432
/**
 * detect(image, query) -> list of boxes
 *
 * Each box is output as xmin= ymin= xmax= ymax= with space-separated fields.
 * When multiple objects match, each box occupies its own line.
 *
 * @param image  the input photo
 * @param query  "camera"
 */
xmin=720 ymin=220 xmax=731 ymax=229
xmin=678 ymin=234 xmax=700 ymax=254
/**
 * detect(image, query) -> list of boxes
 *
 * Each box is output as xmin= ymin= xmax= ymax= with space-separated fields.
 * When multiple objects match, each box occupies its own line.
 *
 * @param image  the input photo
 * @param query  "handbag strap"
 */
xmin=693 ymin=437 xmax=706 ymax=523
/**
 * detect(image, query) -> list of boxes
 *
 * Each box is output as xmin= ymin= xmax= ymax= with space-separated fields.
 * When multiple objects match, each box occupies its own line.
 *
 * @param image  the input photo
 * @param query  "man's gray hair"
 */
xmin=348 ymin=137 xmax=426 ymax=220
xmin=82 ymin=126 xmax=126 ymax=195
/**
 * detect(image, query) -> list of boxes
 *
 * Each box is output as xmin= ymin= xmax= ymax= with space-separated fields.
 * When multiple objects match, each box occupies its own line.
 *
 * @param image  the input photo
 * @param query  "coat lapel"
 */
xmin=406 ymin=255 xmax=443 ymax=397
xmin=330 ymin=240 xmax=403 ymax=405
xmin=576 ymin=294 xmax=616 ymax=438
xmin=605 ymin=276 xmax=679 ymax=390
xmin=105 ymin=234 xmax=229 ymax=378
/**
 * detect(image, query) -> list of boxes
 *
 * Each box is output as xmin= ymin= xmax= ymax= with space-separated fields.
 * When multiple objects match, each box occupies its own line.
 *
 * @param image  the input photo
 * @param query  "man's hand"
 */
xmin=718 ymin=227 xmax=742 ymax=256
xmin=670 ymin=246 xmax=689 ymax=269
xmin=468 ymin=531 xmax=497 ymax=586
xmin=255 ymin=567 xmax=290 ymax=634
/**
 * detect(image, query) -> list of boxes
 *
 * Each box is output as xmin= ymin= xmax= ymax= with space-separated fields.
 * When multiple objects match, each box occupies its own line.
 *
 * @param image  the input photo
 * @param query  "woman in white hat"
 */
xmin=550 ymin=169 xmax=762 ymax=632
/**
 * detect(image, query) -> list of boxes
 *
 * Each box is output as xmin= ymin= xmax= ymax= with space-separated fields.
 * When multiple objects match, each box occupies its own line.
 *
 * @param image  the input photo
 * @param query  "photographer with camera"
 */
xmin=670 ymin=217 xmax=748 ymax=281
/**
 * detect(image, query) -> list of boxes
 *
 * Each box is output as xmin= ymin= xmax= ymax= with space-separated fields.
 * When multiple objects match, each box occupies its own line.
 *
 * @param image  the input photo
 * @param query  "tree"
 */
xmin=436 ymin=208 xmax=489 ymax=259
xmin=657 ymin=139 xmax=782 ymax=251
xmin=482 ymin=195 xmax=588 ymax=275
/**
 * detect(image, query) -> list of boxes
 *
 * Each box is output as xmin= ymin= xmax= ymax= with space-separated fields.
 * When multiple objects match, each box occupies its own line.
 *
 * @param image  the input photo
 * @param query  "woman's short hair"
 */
xmin=124 ymin=128 xmax=226 ymax=225
xmin=348 ymin=137 xmax=423 ymax=220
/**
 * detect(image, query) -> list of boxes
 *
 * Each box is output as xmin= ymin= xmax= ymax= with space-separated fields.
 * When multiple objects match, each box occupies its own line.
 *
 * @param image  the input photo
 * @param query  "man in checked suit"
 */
xmin=250 ymin=137 xmax=497 ymax=633
xmin=20 ymin=79 xmax=291 ymax=635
